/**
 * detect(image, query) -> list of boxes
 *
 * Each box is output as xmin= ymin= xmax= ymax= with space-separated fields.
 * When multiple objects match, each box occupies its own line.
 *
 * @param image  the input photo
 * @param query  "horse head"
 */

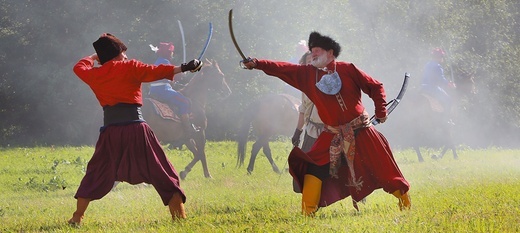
xmin=180 ymin=58 xmax=232 ymax=104
xmin=204 ymin=58 xmax=232 ymax=99
xmin=449 ymin=62 xmax=477 ymax=98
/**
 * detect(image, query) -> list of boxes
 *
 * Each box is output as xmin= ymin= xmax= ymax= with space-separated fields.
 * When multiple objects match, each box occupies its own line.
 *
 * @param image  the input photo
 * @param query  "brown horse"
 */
xmin=393 ymin=68 xmax=475 ymax=162
xmin=401 ymin=89 xmax=459 ymax=162
xmin=142 ymin=59 xmax=231 ymax=179
xmin=236 ymin=93 xmax=301 ymax=174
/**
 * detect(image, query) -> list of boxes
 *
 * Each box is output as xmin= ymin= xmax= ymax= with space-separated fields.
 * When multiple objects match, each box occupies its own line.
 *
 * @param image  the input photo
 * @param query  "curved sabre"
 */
xmin=228 ymin=9 xmax=247 ymax=61
xmin=371 ymin=72 xmax=411 ymax=125
xmin=177 ymin=20 xmax=186 ymax=63
xmin=198 ymin=22 xmax=213 ymax=60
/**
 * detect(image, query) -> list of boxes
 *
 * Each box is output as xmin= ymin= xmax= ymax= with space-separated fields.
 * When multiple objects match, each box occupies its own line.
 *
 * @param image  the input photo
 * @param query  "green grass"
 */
xmin=0 ymin=142 xmax=519 ymax=232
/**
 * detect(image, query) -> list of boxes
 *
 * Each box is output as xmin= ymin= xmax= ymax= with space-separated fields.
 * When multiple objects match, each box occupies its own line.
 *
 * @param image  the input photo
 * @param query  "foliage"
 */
xmin=0 ymin=144 xmax=519 ymax=232
xmin=0 ymin=0 xmax=519 ymax=146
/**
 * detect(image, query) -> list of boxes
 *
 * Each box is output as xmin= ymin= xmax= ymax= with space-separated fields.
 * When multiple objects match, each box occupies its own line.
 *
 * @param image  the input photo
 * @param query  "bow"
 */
xmin=371 ymin=72 xmax=411 ymax=125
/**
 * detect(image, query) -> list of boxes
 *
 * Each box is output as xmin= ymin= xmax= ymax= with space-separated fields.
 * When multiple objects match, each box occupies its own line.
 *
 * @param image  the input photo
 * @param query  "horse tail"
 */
xmin=236 ymin=101 xmax=257 ymax=168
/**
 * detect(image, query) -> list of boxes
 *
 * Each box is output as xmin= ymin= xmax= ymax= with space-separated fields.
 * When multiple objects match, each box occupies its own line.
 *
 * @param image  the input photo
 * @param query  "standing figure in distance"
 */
xmin=69 ymin=33 xmax=202 ymax=225
xmin=242 ymin=31 xmax=411 ymax=216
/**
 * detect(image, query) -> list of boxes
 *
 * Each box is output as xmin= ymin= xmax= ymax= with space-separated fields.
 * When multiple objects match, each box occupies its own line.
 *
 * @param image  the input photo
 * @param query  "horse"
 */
xmin=236 ymin=93 xmax=301 ymax=174
xmin=400 ymin=89 xmax=459 ymax=162
xmin=393 ymin=68 xmax=475 ymax=162
xmin=142 ymin=59 xmax=231 ymax=179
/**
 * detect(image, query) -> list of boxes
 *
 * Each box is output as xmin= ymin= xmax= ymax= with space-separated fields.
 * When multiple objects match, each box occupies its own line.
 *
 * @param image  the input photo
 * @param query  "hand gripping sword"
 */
xmin=371 ymin=72 xmax=411 ymax=125
xmin=228 ymin=9 xmax=251 ymax=69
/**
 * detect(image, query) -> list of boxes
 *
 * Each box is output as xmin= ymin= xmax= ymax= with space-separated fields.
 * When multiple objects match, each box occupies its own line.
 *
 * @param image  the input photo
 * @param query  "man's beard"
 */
xmin=311 ymin=53 xmax=328 ymax=68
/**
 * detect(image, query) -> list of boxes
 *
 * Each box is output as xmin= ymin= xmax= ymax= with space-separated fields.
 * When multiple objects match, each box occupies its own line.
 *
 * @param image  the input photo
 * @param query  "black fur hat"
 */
xmin=308 ymin=31 xmax=341 ymax=58
xmin=93 ymin=33 xmax=127 ymax=65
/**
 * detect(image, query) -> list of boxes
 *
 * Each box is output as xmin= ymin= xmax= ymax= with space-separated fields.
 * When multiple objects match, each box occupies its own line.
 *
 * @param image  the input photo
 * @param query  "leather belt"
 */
xmin=103 ymin=103 xmax=144 ymax=126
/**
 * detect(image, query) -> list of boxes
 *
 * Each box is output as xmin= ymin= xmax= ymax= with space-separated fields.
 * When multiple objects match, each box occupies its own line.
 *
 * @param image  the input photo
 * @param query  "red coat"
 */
xmin=256 ymin=59 xmax=410 ymax=206
xmin=73 ymin=57 xmax=176 ymax=107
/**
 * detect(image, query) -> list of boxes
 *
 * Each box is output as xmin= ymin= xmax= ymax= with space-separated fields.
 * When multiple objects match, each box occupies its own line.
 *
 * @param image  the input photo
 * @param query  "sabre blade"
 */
xmin=177 ymin=20 xmax=186 ymax=63
xmin=371 ymin=72 xmax=411 ymax=125
xmin=198 ymin=22 xmax=213 ymax=60
xmin=228 ymin=9 xmax=247 ymax=60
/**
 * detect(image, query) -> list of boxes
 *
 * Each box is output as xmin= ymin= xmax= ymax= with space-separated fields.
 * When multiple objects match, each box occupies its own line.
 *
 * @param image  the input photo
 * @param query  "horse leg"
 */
xmin=414 ymin=146 xmax=424 ymax=162
xmin=452 ymin=147 xmax=458 ymax=159
xmin=195 ymin=134 xmax=212 ymax=178
xmin=199 ymin=150 xmax=212 ymax=178
xmin=434 ymin=146 xmax=449 ymax=160
xmin=448 ymin=137 xmax=458 ymax=160
xmin=179 ymin=138 xmax=199 ymax=180
xmin=448 ymin=141 xmax=458 ymax=160
xmin=247 ymin=140 xmax=263 ymax=174
xmin=262 ymin=143 xmax=280 ymax=174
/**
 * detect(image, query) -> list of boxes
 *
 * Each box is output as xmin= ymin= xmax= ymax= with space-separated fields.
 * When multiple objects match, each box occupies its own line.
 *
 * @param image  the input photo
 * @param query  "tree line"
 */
xmin=0 ymin=0 xmax=518 ymax=147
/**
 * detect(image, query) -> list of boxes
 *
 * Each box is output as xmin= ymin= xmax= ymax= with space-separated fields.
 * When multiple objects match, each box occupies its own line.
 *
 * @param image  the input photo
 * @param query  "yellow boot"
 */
xmin=168 ymin=192 xmax=187 ymax=220
xmin=301 ymin=174 xmax=322 ymax=216
xmin=392 ymin=190 xmax=411 ymax=210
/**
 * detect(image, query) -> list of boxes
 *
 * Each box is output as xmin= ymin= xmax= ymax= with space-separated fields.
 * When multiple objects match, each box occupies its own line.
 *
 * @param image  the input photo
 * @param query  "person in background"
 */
xmin=420 ymin=48 xmax=456 ymax=121
xmin=284 ymin=40 xmax=310 ymax=97
xmin=291 ymin=51 xmax=324 ymax=153
xmin=288 ymin=40 xmax=310 ymax=64
xmin=242 ymin=31 xmax=411 ymax=216
xmin=148 ymin=42 xmax=198 ymax=134
xmin=69 ymin=33 xmax=202 ymax=225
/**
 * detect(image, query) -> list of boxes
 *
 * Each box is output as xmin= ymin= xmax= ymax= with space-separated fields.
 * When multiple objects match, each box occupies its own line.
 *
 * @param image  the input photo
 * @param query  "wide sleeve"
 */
xmin=72 ymin=56 xmax=95 ymax=83
xmin=298 ymin=93 xmax=308 ymax=113
xmin=126 ymin=59 xmax=176 ymax=83
xmin=348 ymin=64 xmax=387 ymax=118
xmin=255 ymin=59 xmax=308 ymax=90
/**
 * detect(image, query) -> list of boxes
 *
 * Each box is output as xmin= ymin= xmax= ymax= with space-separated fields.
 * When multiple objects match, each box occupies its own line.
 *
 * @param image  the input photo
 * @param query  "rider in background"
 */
xmin=421 ymin=48 xmax=456 ymax=122
xmin=148 ymin=42 xmax=197 ymax=134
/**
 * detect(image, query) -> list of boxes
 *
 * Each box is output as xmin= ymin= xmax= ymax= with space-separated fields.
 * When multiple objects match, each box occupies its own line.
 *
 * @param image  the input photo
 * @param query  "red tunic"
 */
xmin=72 ymin=57 xmax=185 ymax=205
xmin=73 ymin=57 xmax=175 ymax=107
xmin=256 ymin=59 xmax=410 ymax=206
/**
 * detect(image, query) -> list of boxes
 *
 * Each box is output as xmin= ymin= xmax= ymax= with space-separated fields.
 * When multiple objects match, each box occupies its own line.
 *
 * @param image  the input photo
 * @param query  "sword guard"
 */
xmin=240 ymin=57 xmax=255 ymax=69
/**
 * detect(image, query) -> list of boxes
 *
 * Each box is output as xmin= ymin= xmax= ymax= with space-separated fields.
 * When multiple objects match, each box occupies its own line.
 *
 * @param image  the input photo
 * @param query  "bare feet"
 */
xmin=68 ymin=212 xmax=83 ymax=227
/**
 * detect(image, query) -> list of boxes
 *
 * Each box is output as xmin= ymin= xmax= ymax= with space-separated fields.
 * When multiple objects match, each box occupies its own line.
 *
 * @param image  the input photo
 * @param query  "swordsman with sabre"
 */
xmin=229 ymin=9 xmax=411 ymax=216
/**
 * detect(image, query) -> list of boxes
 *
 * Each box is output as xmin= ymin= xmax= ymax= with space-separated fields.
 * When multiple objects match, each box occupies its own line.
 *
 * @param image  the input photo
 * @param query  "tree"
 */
xmin=0 ymin=0 xmax=518 ymax=147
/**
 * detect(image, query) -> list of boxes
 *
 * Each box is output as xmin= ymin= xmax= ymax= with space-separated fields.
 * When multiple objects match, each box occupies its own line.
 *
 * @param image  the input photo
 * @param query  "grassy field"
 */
xmin=0 ymin=142 xmax=519 ymax=232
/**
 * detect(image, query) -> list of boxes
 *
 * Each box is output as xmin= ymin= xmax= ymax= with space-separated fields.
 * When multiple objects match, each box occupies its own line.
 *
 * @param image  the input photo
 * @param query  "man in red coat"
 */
xmin=69 ymin=33 xmax=202 ymax=225
xmin=243 ymin=31 xmax=411 ymax=216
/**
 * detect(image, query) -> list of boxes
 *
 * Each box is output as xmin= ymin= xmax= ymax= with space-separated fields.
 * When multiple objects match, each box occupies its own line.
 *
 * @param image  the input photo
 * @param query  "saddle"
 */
xmin=145 ymin=98 xmax=182 ymax=122
xmin=421 ymin=93 xmax=444 ymax=113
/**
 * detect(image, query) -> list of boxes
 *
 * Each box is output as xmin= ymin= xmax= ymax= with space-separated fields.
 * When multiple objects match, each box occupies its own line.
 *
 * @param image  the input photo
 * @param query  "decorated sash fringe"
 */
xmin=325 ymin=111 xmax=370 ymax=191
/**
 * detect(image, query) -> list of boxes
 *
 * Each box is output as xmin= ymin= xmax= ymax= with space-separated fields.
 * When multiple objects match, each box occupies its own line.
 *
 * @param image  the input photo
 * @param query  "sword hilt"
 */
xmin=239 ymin=57 xmax=255 ymax=69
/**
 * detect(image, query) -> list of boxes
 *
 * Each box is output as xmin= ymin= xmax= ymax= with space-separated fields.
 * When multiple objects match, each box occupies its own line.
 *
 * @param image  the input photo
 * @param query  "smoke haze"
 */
xmin=0 ymin=0 xmax=518 ymax=149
